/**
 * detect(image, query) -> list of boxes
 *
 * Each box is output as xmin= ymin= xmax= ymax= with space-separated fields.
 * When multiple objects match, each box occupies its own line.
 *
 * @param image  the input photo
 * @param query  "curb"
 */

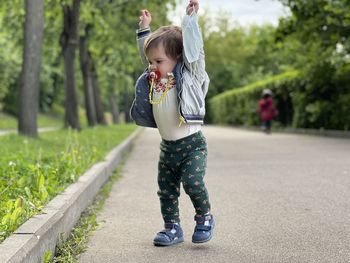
xmin=0 ymin=127 xmax=143 ymax=263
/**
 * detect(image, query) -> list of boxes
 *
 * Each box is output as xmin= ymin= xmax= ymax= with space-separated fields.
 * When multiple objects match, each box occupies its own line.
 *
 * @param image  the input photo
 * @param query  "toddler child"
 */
xmin=130 ymin=0 xmax=214 ymax=246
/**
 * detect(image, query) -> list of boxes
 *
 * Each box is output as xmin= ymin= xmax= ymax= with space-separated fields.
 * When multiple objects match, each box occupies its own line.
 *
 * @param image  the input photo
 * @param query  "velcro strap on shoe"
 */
xmin=158 ymin=230 xmax=175 ymax=240
xmin=195 ymin=225 xmax=211 ymax=231
xmin=164 ymin=223 xmax=177 ymax=229
xmin=194 ymin=214 xmax=212 ymax=224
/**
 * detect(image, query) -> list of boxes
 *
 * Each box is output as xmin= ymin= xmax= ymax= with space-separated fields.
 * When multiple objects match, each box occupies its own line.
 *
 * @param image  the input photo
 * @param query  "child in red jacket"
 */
xmin=258 ymin=89 xmax=277 ymax=134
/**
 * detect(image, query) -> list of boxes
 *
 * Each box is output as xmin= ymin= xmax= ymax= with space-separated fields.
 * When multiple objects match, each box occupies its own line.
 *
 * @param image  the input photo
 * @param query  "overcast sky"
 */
xmin=169 ymin=0 xmax=290 ymax=27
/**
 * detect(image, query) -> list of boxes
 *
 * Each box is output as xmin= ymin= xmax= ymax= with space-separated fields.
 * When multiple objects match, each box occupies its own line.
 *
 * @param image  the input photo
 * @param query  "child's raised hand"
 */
xmin=186 ymin=0 xmax=199 ymax=15
xmin=139 ymin=9 xmax=152 ymax=29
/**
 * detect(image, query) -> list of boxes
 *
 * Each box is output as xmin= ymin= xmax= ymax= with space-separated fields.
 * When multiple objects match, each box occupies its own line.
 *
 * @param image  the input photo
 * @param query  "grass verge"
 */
xmin=0 ymin=124 xmax=137 ymax=242
xmin=45 ymin=166 xmax=124 ymax=263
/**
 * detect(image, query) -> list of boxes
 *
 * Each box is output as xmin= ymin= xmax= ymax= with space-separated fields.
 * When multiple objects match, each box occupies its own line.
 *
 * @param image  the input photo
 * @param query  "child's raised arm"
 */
xmin=186 ymin=0 xmax=199 ymax=15
xmin=136 ymin=9 xmax=152 ymax=66
xmin=182 ymin=0 xmax=205 ymax=76
xmin=139 ymin=9 xmax=152 ymax=29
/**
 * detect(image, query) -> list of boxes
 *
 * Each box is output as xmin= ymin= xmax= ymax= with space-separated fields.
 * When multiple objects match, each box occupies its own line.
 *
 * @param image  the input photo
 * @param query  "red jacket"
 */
xmin=258 ymin=97 xmax=276 ymax=121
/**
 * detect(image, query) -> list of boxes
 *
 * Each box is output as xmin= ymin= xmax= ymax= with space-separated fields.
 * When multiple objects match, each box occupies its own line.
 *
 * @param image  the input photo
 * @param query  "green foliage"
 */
xmin=0 ymin=124 xmax=136 ymax=243
xmin=204 ymin=0 xmax=350 ymax=131
xmin=2 ymin=0 xmax=348 ymax=131
xmin=78 ymin=0 xmax=176 ymax=110
xmin=275 ymin=0 xmax=350 ymax=130
xmin=0 ymin=0 xmax=24 ymax=112
xmin=201 ymin=12 xmax=296 ymax=99
xmin=44 ymin=251 xmax=53 ymax=263
xmin=278 ymin=0 xmax=350 ymax=52
xmin=0 ymin=0 xmax=175 ymax=117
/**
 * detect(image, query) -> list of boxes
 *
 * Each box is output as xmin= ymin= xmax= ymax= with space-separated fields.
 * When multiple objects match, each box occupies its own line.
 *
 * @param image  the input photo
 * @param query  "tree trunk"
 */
xmin=61 ymin=0 xmax=81 ymax=130
xmin=109 ymin=90 xmax=119 ymax=124
xmin=91 ymin=64 xmax=107 ymax=125
xmin=79 ymin=35 xmax=97 ymax=126
xmin=18 ymin=0 xmax=44 ymax=137
xmin=123 ymin=89 xmax=130 ymax=123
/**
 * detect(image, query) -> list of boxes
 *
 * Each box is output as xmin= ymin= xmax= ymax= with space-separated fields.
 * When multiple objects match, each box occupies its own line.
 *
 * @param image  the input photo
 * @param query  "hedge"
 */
xmin=208 ymin=70 xmax=299 ymax=127
xmin=208 ymin=67 xmax=350 ymax=131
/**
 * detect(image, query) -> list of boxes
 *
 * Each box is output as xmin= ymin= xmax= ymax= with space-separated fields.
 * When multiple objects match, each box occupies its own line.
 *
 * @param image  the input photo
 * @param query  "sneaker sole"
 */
xmin=153 ymin=236 xmax=184 ymax=246
xmin=192 ymin=234 xmax=213 ymax=243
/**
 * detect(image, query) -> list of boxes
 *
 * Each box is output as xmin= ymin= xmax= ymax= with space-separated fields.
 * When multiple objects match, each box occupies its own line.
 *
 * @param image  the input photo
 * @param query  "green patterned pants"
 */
xmin=157 ymin=131 xmax=211 ymax=223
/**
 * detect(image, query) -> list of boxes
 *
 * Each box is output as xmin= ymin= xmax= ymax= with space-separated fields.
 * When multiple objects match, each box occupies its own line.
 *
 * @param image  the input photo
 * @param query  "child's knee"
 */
xmin=157 ymin=188 xmax=180 ymax=199
xmin=182 ymin=179 xmax=206 ymax=196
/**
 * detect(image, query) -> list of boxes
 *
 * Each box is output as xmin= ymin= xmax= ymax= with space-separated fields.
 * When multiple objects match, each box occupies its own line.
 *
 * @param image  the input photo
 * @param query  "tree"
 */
xmin=79 ymin=23 xmax=106 ymax=126
xmin=276 ymin=0 xmax=350 ymax=129
xmin=18 ymin=0 xmax=44 ymax=137
xmin=203 ymin=12 xmax=291 ymax=98
xmin=79 ymin=27 xmax=97 ymax=127
xmin=61 ymin=0 xmax=81 ymax=130
xmin=91 ymin=63 xmax=106 ymax=124
xmin=1 ymin=0 xmax=176 ymax=127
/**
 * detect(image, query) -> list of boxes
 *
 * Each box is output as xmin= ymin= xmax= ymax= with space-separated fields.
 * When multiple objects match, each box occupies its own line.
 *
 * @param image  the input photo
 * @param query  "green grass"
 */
xmin=0 ymin=124 xmax=137 ymax=243
xmin=0 ymin=112 xmax=63 ymax=129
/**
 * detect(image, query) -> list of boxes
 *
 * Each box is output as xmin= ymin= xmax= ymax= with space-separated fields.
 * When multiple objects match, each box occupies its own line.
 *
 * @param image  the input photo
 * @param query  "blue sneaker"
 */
xmin=192 ymin=214 xmax=215 ymax=243
xmin=153 ymin=223 xmax=184 ymax=246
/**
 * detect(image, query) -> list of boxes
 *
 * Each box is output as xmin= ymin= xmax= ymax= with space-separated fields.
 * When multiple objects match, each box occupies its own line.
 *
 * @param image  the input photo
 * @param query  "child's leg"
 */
xmin=266 ymin=120 xmax=272 ymax=133
xmin=179 ymin=131 xmax=214 ymax=243
xmin=154 ymin=141 xmax=184 ymax=246
xmin=157 ymin=143 xmax=182 ymax=223
xmin=180 ymin=131 xmax=211 ymax=215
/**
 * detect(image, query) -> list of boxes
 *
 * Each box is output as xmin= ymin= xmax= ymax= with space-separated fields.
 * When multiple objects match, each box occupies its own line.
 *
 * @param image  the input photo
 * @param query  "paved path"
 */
xmin=79 ymin=126 xmax=350 ymax=263
xmin=0 ymin=127 xmax=58 ymax=136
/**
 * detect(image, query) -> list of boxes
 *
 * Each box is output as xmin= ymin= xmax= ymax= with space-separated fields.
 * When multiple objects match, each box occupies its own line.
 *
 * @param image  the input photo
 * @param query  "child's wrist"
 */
xmin=137 ymin=26 xmax=150 ymax=34
xmin=140 ymin=24 xmax=150 ymax=29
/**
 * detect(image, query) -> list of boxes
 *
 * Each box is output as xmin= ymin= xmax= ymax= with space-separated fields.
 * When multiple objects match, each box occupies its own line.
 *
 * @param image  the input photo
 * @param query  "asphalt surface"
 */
xmin=78 ymin=126 xmax=350 ymax=263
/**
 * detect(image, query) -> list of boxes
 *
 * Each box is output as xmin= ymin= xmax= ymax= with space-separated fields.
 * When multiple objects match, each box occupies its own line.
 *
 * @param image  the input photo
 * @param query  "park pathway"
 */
xmin=0 ymin=127 xmax=57 ymax=136
xmin=78 ymin=126 xmax=350 ymax=263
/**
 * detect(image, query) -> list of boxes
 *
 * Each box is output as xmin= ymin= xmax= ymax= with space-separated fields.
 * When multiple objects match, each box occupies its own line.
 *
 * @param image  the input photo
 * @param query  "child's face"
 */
xmin=146 ymin=44 xmax=178 ymax=79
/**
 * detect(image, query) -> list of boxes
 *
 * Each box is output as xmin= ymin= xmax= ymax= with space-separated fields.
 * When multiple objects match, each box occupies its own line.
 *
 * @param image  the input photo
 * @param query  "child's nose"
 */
xmin=149 ymin=65 xmax=157 ymax=71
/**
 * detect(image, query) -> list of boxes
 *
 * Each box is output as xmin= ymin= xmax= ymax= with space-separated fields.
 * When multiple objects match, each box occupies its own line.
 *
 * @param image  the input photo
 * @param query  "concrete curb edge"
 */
xmin=0 ymin=127 xmax=143 ymax=263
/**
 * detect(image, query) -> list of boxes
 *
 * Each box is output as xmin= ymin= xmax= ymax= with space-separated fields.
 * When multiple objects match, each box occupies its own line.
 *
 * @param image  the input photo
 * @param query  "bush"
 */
xmin=208 ymin=71 xmax=299 ymax=127
xmin=208 ymin=66 xmax=350 ymax=131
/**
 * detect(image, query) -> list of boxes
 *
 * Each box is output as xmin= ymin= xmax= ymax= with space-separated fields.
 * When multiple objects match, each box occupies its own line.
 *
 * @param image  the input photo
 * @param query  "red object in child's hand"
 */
xmin=149 ymin=70 xmax=161 ymax=81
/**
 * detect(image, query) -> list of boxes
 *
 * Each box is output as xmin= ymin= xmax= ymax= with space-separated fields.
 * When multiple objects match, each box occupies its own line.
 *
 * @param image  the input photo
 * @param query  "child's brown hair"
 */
xmin=144 ymin=26 xmax=183 ymax=61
